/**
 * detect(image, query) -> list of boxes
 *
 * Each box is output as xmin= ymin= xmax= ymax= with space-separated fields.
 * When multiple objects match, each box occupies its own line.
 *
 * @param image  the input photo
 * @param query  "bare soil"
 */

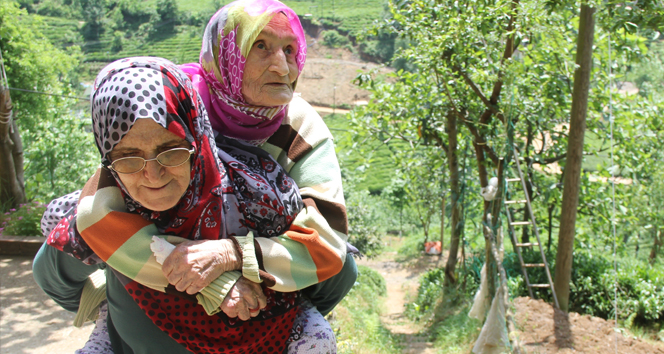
xmin=513 ymin=297 xmax=664 ymax=354
xmin=296 ymin=40 xmax=393 ymax=109
xmin=1 ymin=255 xmax=95 ymax=354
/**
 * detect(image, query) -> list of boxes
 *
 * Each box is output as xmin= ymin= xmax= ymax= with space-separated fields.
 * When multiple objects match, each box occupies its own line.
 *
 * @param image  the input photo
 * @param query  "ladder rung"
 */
xmin=506 ymin=178 xmax=521 ymax=182
xmin=524 ymin=263 xmax=545 ymax=268
xmin=505 ymin=200 xmax=527 ymax=205
xmin=516 ymin=243 xmax=540 ymax=247
xmin=511 ymin=221 xmax=531 ymax=226
xmin=528 ymin=284 xmax=551 ymax=288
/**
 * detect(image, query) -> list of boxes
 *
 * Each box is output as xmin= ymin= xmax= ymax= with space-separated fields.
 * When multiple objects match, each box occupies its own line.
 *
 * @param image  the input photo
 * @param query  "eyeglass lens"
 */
xmin=111 ymin=148 xmax=192 ymax=174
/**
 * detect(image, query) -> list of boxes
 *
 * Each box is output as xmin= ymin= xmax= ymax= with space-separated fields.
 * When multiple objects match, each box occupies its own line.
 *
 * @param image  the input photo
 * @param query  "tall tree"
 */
xmin=0 ymin=2 xmax=93 ymax=208
xmin=0 ymin=77 xmax=24 ymax=208
xmin=554 ymin=4 xmax=596 ymax=312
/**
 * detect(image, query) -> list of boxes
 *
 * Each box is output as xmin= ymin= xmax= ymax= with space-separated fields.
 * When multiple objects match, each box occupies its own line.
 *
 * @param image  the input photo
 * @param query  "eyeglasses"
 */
xmin=108 ymin=147 xmax=195 ymax=174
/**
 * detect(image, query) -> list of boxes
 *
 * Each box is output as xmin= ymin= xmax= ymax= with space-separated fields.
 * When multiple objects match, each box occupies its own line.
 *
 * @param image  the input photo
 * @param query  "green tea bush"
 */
xmin=615 ymin=260 xmax=664 ymax=324
xmin=344 ymin=181 xmax=383 ymax=258
xmin=405 ymin=267 xmax=445 ymax=320
xmin=322 ymin=29 xmax=349 ymax=48
xmin=0 ymin=202 xmax=46 ymax=236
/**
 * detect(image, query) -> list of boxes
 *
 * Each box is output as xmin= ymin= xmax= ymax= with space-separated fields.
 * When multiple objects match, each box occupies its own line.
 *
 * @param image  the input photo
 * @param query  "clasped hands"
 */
xmin=161 ymin=238 xmax=267 ymax=320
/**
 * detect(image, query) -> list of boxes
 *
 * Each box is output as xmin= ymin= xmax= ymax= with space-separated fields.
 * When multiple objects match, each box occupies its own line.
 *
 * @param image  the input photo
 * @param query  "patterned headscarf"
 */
xmin=181 ymin=0 xmax=307 ymax=144
xmin=91 ymin=56 xmax=227 ymax=239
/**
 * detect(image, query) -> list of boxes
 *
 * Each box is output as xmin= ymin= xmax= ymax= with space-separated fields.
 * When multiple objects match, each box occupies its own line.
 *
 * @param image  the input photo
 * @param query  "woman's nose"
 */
xmin=143 ymin=160 xmax=164 ymax=181
xmin=269 ymin=49 xmax=290 ymax=76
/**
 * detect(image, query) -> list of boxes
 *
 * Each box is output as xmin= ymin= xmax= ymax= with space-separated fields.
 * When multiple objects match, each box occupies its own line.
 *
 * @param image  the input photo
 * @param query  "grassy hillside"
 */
xmin=174 ymin=0 xmax=387 ymax=35
xmin=325 ymin=113 xmax=405 ymax=193
xmin=31 ymin=0 xmax=386 ymax=59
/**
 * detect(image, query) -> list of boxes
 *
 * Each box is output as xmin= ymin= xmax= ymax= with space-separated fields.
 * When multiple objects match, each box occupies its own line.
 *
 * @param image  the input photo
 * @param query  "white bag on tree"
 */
xmin=472 ymin=287 xmax=510 ymax=354
xmin=468 ymin=263 xmax=490 ymax=322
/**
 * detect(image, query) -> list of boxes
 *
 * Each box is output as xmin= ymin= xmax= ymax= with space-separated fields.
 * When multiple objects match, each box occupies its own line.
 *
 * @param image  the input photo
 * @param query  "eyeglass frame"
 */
xmin=105 ymin=147 xmax=196 ymax=174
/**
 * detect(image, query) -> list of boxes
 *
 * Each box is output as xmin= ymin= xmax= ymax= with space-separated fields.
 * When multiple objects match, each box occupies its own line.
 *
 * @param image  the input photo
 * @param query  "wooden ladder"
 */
xmin=505 ymin=148 xmax=560 ymax=309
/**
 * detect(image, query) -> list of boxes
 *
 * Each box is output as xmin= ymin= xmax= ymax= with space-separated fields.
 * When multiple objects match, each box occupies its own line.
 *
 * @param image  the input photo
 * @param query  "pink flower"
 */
xmin=4 ymin=212 xmax=9 ymax=215
xmin=17 ymin=216 xmax=23 ymax=220
xmin=9 ymin=208 xmax=16 ymax=212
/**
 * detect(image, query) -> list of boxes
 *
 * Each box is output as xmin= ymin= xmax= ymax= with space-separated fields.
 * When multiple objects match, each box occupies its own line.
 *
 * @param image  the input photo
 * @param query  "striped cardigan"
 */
xmin=76 ymin=95 xmax=348 ymax=293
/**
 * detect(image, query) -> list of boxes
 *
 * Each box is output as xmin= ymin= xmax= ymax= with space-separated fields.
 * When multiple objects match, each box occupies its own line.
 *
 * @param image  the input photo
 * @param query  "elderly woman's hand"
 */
xmin=221 ymin=277 xmax=267 ymax=321
xmin=162 ymin=239 xmax=241 ymax=294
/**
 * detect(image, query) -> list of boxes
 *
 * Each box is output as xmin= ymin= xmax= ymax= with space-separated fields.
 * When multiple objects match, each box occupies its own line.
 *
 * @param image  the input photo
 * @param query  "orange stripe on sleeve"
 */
xmin=80 ymin=211 xmax=153 ymax=261
xmin=284 ymin=225 xmax=343 ymax=282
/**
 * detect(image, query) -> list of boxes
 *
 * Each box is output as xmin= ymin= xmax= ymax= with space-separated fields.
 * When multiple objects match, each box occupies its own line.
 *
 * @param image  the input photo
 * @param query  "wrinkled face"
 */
xmin=242 ymin=14 xmax=299 ymax=107
xmin=108 ymin=119 xmax=191 ymax=212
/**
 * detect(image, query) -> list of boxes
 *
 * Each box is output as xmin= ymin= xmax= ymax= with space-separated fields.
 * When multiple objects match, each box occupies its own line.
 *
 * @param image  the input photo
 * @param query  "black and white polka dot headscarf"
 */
xmin=91 ymin=56 xmax=214 ymax=167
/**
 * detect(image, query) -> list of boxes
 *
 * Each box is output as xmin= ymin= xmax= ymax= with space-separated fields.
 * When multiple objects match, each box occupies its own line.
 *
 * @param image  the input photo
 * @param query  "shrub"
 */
xmin=111 ymin=31 xmax=124 ymax=52
xmin=346 ymin=188 xmax=383 ymax=258
xmin=343 ymin=172 xmax=385 ymax=258
xmin=23 ymin=112 xmax=98 ymax=202
xmin=322 ymin=29 xmax=349 ymax=48
xmin=0 ymin=202 xmax=46 ymax=236
xmin=35 ymin=0 xmax=80 ymax=18
xmin=405 ymin=267 xmax=445 ymax=320
xmin=357 ymin=32 xmax=396 ymax=64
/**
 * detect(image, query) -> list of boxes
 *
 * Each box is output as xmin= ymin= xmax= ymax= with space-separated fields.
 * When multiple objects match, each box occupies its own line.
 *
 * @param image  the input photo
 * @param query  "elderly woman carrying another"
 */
xmin=43 ymin=0 xmax=356 ymax=317
xmin=35 ymin=56 xmax=336 ymax=354
xmin=178 ymin=0 xmax=358 ymax=314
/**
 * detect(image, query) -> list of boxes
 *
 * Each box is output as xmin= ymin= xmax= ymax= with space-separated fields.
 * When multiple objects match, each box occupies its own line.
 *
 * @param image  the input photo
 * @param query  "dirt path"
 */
xmin=358 ymin=251 xmax=444 ymax=354
xmin=1 ymin=255 xmax=94 ymax=354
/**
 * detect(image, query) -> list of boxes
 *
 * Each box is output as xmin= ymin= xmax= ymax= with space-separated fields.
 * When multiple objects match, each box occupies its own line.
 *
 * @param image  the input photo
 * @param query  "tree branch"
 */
xmin=464 ymin=121 xmax=500 ymax=164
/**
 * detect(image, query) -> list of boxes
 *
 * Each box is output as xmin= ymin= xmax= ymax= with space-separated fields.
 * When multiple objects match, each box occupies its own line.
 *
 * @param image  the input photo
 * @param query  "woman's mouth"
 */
xmin=145 ymin=182 xmax=170 ymax=191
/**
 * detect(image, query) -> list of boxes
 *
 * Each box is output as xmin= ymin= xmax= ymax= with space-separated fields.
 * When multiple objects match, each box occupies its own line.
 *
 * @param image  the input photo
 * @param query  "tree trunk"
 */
xmin=440 ymin=194 xmax=445 ymax=249
xmin=635 ymin=233 xmax=640 ymax=257
xmin=649 ymin=228 xmax=660 ymax=265
xmin=554 ymin=4 xmax=595 ymax=312
xmin=0 ymin=87 xmax=25 ymax=210
xmin=547 ymin=204 xmax=554 ymax=253
xmin=399 ymin=204 xmax=403 ymax=237
xmin=444 ymin=112 xmax=461 ymax=285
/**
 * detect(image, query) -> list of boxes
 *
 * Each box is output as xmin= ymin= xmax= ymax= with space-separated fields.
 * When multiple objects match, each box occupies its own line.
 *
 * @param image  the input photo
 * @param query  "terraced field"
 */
xmin=172 ymin=0 xmax=386 ymax=35
xmin=84 ymin=29 xmax=202 ymax=64
xmin=34 ymin=1 xmax=386 ymax=65
xmin=326 ymin=113 xmax=406 ymax=192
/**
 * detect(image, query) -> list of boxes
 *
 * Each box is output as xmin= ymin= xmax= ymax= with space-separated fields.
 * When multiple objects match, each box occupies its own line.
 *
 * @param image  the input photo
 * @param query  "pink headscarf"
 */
xmin=181 ymin=0 xmax=307 ymax=144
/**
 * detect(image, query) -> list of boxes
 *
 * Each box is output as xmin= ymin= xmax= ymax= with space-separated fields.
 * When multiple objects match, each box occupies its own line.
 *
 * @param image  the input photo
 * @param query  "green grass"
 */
xmin=428 ymin=293 xmax=481 ymax=354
